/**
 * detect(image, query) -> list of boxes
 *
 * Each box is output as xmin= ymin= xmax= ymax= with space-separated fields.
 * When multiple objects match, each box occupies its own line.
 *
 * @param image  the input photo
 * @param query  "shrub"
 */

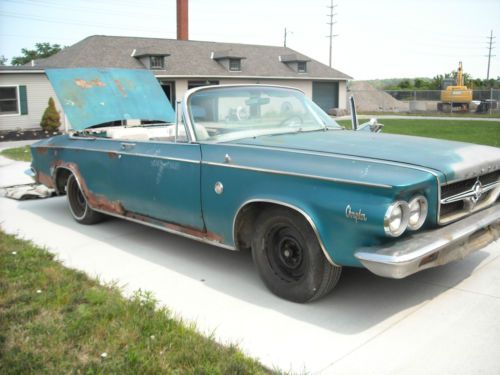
xmin=40 ymin=97 xmax=61 ymax=131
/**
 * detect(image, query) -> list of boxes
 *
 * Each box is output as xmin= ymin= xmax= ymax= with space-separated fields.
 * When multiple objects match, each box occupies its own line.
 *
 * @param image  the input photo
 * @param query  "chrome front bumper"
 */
xmin=355 ymin=204 xmax=500 ymax=279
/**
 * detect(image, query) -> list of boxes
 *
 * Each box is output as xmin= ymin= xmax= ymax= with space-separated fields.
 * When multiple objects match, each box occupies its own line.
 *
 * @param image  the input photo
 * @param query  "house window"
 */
xmin=0 ymin=86 xmax=19 ymax=115
xmin=187 ymin=80 xmax=219 ymax=90
xmin=297 ymin=61 xmax=307 ymax=73
xmin=229 ymin=59 xmax=241 ymax=71
xmin=150 ymin=56 xmax=165 ymax=70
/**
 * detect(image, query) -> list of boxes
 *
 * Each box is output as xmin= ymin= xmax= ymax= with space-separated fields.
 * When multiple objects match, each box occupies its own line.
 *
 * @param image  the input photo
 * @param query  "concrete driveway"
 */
xmin=1 ymin=154 xmax=499 ymax=374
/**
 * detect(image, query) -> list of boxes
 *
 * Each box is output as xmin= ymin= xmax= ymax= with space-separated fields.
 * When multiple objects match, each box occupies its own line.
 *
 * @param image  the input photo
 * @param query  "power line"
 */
xmin=326 ymin=1 xmax=338 ymax=68
xmin=485 ymin=30 xmax=496 ymax=80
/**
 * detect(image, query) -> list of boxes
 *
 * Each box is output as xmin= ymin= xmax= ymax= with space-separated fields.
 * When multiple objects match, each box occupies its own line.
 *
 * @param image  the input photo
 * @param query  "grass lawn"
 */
xmin=336 ymin=119 xmax=500 ymax=147
xmin=358 ymin=112 xmax=500 ymax=119
xmin=0 ymin=145 xmax=32 ymax=162
xmin=0 ymin=231 xmax=273 ymax=374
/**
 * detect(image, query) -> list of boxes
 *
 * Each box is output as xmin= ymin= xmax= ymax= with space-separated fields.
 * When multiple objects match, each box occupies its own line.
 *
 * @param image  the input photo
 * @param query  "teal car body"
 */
xmin=30 ymin=68 xmax=500 ymax=301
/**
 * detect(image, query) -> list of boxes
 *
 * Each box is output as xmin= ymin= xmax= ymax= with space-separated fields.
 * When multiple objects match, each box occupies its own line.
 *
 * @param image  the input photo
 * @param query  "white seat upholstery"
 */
xmin=106 ymin=127 xmax=149 ymax=141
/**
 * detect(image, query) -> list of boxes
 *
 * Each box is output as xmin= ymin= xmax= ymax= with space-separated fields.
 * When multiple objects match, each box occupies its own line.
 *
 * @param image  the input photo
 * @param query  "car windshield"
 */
xmin=188 ymin=86 xmax=341 ymax=142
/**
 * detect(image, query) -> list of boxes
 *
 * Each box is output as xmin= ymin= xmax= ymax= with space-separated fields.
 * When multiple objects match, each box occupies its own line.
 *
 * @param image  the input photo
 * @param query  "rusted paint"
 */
xmin=165 ymin=222 xmax=223 ymax=242
xmin=107 ymin=152 xmax=119 ymax=159
xmin=36 ymin=147 xmax=48 ymax=155
xmin=52 ymin=161 xmax=125 ymax=215
xmin=74 ymin=78 xmax=106 ymax=89
xmin=114 ymin=79 xmax=127 ymax=97
xmin=125 ymin=212 xmax=223 ymax=243
xmin=36 ymin=171 xmax=55 ymax=189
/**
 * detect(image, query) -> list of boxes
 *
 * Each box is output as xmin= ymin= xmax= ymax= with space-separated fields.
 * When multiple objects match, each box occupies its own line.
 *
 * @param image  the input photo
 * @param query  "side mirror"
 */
xmin=349 ymin=95 xmax=383 ymax=133
xmin=358 ymin=118 xmax=384 ymax=133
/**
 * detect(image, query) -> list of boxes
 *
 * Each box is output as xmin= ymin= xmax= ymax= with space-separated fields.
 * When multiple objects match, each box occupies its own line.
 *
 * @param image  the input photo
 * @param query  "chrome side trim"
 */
xmin=34 ymin=145 xmax=200 ymax=164
xmin=202 ymin=161 xmax=392 ymax=189
xmin=60 ymin=166 xmax=235 ymax=250
xmin=205 ymin=143 xmax=443 ymax=223
xmin=232 ymin=198 xmax=340 ymax=266
xmin=93 ymin=207 xmax=236 ymax=251
xmin=355 ymin=203 xmax=500 ymax=279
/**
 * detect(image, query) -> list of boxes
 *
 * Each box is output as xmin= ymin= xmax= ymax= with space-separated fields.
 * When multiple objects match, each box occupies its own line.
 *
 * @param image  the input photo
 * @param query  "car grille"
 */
xmin=440 ymin=170 xmax=500 ymax=224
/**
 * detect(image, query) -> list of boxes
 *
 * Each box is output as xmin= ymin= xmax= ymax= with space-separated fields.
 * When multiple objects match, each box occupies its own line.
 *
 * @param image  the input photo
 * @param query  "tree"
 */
xmin=11 ymin=43 xmax=62 ymax=66
xmin=40 ymin=97 xmax=61 ymax=131
xmin=0 ymin=55 xmax=7 ymax=65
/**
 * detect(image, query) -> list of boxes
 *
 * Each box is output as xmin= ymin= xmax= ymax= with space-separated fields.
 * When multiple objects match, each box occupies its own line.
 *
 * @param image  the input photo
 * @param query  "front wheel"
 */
xmin=66 ymin=174 xmax=104 ymax=225
xmin=252 ymin=207 xmax=341 ymax=303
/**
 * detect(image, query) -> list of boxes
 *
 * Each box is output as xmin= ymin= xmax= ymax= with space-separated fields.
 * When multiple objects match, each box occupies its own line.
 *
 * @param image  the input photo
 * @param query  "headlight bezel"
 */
xmin=384 ymin=201 xmax=410 ymax=237
xmin=407 ymin=195 xmax=428 ymax=231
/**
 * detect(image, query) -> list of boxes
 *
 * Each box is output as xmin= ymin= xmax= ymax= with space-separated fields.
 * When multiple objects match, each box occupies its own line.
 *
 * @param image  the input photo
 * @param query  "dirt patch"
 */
xmin=348 ymin=82 xmax=409 ymax=112
xmin=0 ymin=130 xmax=62 ymax=142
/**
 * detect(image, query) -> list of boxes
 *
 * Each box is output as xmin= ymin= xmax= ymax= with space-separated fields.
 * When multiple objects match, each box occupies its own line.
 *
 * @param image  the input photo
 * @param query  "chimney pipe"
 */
xmin=177 ymin=0 xmax=188 ymax=41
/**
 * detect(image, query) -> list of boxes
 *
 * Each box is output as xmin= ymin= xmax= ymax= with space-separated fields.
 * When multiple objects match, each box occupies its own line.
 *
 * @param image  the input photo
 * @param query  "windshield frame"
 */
xmin=183 ymin=84 xmax=341 ymax=143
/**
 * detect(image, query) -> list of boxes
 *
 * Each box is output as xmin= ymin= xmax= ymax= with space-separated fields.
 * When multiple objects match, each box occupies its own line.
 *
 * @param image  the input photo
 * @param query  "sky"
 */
xmin=0 ymin=0 xmax=498 ymax=80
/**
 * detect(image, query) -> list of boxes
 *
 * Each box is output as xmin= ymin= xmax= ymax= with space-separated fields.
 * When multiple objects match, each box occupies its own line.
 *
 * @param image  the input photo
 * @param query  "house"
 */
xmin=0 ymin=35 xmax=351 ymax=131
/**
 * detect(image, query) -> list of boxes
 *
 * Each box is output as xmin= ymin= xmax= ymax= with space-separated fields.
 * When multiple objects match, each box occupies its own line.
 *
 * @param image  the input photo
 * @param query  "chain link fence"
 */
xmin=347 ymin=89 xmax=500 ymax=115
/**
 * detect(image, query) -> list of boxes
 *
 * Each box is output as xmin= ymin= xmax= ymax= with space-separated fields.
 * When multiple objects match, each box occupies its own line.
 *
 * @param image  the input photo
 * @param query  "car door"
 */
xmin=105 ymin=136 xmax=204 ymax=230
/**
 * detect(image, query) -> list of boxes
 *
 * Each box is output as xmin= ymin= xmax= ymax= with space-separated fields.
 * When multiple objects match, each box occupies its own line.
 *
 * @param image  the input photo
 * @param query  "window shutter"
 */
xmin=19 ymin=85 xmax=28 ymax=115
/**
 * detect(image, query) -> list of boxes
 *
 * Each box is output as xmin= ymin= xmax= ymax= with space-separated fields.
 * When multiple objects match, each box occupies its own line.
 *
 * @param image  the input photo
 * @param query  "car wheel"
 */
xmin=252 ymin=207 xmax=341 ymax=303
xmin=66 ymin=174 xmax=104 ymax=225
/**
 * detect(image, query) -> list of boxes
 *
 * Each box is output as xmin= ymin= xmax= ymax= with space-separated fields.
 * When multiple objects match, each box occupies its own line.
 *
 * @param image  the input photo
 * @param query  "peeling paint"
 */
xmin=114 ymin=79 xmax=127 ymax=97
xmin=36 ymin=147 xmax=48 ymax=155
xmin=36 ymin=171 xmax=55 ymax=189
xmin=75 ymin=78 xmax=106 ymax=89
xmin=53 ymin=161 xmax=125 ymax=215
xmin=125 ymin=211 xmax=223 ymax=242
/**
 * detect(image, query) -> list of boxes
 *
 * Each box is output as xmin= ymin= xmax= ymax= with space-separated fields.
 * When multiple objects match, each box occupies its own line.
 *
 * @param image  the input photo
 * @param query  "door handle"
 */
xmin=121 ymin=142 xmax=136 ymax=150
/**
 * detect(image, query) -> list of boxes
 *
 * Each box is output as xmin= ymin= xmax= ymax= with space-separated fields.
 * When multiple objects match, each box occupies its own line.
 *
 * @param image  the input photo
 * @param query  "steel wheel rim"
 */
xmin=68 ymin=177 xmax=87 ymax=219
xmin=266 ymin=226 xmax=306 ymax=282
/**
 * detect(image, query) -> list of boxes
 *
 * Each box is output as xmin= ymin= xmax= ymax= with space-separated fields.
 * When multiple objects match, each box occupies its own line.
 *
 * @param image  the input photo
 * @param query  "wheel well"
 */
xmin=234 ymin=201 xmax=310 ymax=251
xmin=55 ymin=168 xmax=72 ymax=194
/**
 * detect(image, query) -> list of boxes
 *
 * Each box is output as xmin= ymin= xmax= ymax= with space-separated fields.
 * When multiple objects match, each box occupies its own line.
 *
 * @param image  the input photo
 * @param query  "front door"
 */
xmin=312 ymin=81 xmax=339 ymax=112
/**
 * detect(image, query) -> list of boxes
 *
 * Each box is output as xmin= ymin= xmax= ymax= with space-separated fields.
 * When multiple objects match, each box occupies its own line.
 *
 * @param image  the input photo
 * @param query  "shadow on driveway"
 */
xmin=19 ymin=196 xmax=489 ymax=335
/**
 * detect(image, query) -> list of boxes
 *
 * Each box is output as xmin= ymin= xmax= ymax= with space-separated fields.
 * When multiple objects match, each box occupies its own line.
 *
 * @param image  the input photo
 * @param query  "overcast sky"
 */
xmin=1 ymin=0 xmax=498 ymax=80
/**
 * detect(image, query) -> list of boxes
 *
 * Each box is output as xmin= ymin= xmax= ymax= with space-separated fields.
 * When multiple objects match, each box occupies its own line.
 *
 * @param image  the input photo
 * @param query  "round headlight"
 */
xmin=384 ymin=201 xmax=409 ymax=237
xmin=408 ymin=196 xmax=428 ymax=230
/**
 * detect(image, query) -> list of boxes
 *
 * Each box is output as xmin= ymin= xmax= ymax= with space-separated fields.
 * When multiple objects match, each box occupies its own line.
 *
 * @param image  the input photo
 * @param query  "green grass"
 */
xmin=336 ymin=119 xmax=500 ymax=147
xmin=358 ymin=112 xmax=500 ymax=119
xmin=0 ymin=145 xmax=32 ymax=162
xmin=0 ymin=231 xmax=274 ymax=375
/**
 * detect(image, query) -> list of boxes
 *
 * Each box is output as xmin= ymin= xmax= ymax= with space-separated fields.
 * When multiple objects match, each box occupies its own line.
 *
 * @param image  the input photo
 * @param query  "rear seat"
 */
xmin=106 ymin=127 xmax=150 ymax=141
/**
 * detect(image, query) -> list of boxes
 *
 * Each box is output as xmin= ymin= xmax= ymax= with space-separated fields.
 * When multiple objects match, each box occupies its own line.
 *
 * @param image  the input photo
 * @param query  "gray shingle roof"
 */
xmin=35 ymin=35 xmax=352 ymax=80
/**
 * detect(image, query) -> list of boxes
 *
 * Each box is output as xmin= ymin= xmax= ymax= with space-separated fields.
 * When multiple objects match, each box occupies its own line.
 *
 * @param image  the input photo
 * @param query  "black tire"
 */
xmin=252 ymin=207 xmax=342 ymax=303
xmin=66 ymin=174 xmax=104 ymax=225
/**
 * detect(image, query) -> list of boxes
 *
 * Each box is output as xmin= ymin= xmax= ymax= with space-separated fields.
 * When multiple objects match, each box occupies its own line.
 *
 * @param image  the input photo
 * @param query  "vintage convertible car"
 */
xmin=30 ymin=68 xmax=500 ymax=302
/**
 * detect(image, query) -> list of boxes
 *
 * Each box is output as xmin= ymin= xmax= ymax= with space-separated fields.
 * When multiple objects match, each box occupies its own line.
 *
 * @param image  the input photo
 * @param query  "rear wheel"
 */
xmin=66 ymin=174 xmax=104 ymax=225
xmin=252 ymin=207 xmax=341 ymax=303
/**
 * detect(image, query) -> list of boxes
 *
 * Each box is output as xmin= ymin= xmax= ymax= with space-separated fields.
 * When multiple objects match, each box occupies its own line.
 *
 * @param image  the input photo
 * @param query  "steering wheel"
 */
xmin=279 ymin=115 xmax=303 ymax=127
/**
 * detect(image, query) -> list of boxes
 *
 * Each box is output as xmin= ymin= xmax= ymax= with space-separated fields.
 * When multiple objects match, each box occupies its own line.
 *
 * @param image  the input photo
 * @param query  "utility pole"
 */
xmin=284 ymin=28 xmax=293 ymax=48
xmin=326 ymin=1 xmax=338 ymax=67
xmin=486 ymin=30 xmax=496 ymax=80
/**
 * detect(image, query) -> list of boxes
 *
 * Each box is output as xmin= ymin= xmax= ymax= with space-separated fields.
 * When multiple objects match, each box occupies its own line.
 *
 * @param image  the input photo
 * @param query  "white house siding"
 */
xmin=0 ymin=73 xmax=64 ymax=131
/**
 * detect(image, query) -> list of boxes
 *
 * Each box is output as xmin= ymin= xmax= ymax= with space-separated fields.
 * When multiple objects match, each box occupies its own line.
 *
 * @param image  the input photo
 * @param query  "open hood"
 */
xmin=45 ymin=68 xmax=175 ymax=131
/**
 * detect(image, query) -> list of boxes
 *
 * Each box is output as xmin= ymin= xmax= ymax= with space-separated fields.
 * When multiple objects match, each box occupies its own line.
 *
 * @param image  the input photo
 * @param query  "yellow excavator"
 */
xmin=437 ymin=61 xmax=473 ymax=112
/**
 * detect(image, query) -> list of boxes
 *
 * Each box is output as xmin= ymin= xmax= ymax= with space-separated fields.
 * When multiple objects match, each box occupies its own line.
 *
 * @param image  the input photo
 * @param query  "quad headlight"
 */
xmin=384 ymin=196 xmax=428 ymax=237
xmin=384 ymin=201 xmax=409 ymax=237
xmin=408 ymin=196 xmax=428 ymax=231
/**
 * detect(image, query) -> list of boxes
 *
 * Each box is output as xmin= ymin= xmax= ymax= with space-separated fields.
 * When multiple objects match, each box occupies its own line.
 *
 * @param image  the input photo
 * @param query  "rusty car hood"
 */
xmin=45 ymin=68 xmax=175 ymax=131
xmin=230 ymin=130 xmax=500 ymax=183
